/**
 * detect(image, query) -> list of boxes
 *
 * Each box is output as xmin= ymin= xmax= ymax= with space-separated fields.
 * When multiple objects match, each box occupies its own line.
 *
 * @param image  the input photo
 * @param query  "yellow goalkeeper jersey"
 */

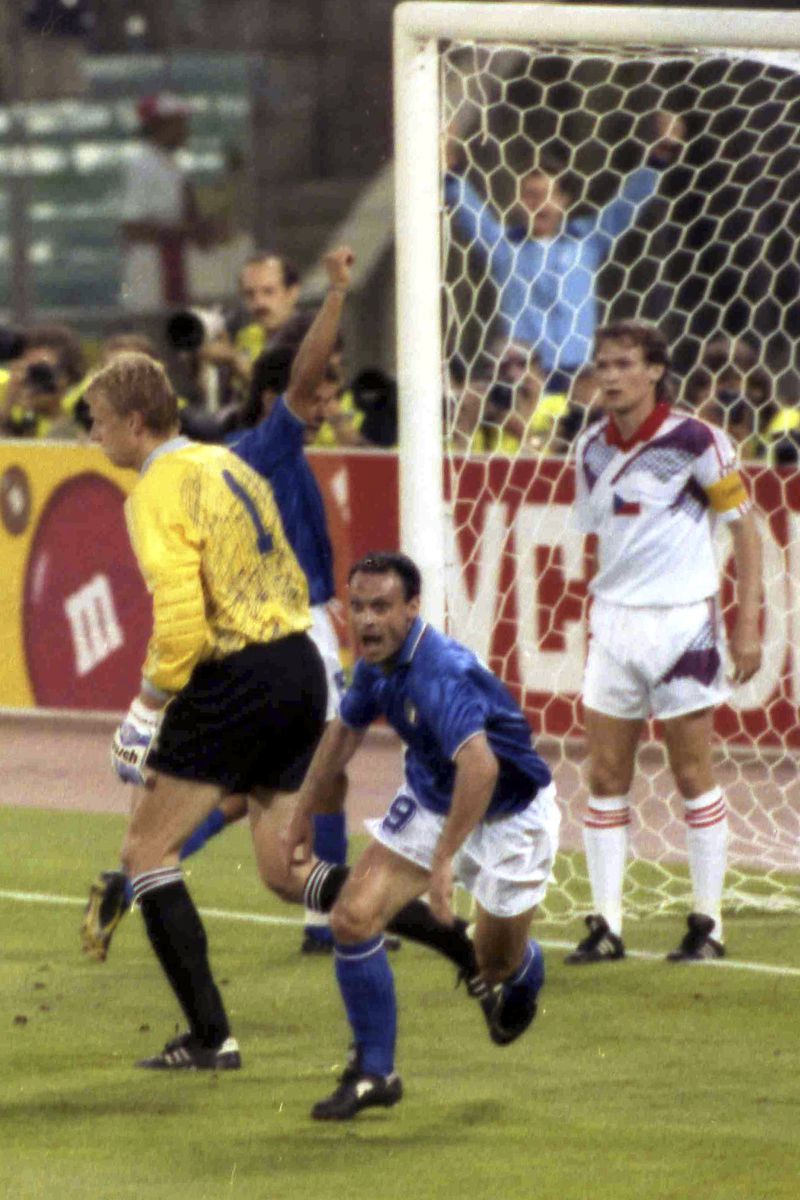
xmin=126 ymin=437 xmax=311 ymax=694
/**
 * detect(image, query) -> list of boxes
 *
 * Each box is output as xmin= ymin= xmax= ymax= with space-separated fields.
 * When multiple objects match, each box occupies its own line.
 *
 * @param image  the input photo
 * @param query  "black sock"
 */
xmin=305 ymin=863 xmax=477 ymax=974
xmin=303 ymin=861 xmax=350 ymax=912
xmin=388 ymin=903 xmax=477 ymax=974
xmin=138 ymin=881 xmax=230 ymax=1048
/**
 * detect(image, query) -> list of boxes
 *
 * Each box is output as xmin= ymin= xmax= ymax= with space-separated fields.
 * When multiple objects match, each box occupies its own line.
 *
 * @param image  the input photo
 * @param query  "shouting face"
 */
xmin=348 ymin=569 xmax=420 ymax=665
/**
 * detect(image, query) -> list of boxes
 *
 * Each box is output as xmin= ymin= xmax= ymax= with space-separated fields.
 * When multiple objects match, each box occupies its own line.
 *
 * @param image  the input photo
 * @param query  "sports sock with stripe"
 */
xmin=304 ymin=812 xmax=348 ymax=939
xmin=334 ymin=935 xmax=396 ymax=1077
xmin=500 ymin=938 xmax=544 ymax=1006
xmin=582 ymin=795 xmax=631 ymax=936
xmin=684 ymin=788 xmax=727 ymax=941
xmin=303 ymin=863 xmax=476 ymax=971
xmin=133 ymin=868 xmax=230 ymax=1049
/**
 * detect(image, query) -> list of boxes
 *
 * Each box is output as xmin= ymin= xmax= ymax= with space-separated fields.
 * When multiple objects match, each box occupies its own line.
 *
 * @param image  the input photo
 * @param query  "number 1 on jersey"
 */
xmin=222 ymin=469 xmax=273 ymax=555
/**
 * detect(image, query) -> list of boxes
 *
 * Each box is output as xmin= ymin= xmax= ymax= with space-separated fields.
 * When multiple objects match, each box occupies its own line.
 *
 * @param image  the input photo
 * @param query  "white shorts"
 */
xmin=583 ymin=598 xmax=730 ymax=721
xmin=310 ymin=604 xmax=346 ymax=722
xmin=365 ymin=781 xmax=560 ymax=918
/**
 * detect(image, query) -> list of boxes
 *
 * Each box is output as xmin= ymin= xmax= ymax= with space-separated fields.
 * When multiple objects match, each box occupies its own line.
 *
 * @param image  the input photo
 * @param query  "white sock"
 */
xmin=304 ymin=909 xmax=330 ymax=930
xmin=582 ymin=795 xmax=631 ymax=937
xmin=684 ymin=788 xmax=727 ymax=943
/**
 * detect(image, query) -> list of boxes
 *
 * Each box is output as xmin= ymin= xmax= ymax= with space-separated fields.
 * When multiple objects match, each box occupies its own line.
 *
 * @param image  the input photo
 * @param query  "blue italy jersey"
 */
xmin=228 ymin=396 xmax=334 ymax=605
xmin=340 ymin=618 xmax=551 ymax=816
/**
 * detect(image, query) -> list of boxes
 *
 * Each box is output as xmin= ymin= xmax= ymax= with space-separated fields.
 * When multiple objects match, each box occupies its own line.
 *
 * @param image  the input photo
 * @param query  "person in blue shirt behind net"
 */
xmin=283 ymin=551 xmax=561 ymax=1121
xmin=227 ymin=252 xmax=352 ymax=955
xmin=444 ymin=111 xmax=684 ymax=391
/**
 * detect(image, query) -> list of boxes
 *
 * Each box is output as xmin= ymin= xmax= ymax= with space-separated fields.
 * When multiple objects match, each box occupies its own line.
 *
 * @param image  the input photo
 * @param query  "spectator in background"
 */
xmin=197 ymin=253 xmax=302 ymax=395
xmin=444 ymin=340 xmax=567 ymax=456
xmin=445 ymin=353 xmax=485 ymax=453
xmin=56 ymin=332 xmax=170 ymax=438
xmin=0 ymin=323 xmax=87 ymax=439
xmin=350 ymin=368 xmax=398 ymax=448
xmin=762 ymin=399 xmax=800 ymax=466
xmin=120 ymin=93 xmax=224 ymax=312
xmin=473 ymin=349 xmax=540 ymax=455
xmin=547 ymin=367 xmax=603 ymax=457
xmin=685 ymin=335 xmax=775 ymax=461
xmin=444 ymin=113 xmax=684 ymax=389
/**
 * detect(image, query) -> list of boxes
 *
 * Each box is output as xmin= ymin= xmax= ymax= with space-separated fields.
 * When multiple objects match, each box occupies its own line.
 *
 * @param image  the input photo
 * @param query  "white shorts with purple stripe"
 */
xmin=365 ymin=781 xmax=560 ymax=918
xmin=583 ymin=597 xmax=730 ymax=721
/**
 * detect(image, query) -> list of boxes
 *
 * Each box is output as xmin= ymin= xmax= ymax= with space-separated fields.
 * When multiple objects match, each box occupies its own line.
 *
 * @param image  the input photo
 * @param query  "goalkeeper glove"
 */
xmin=111 ymin=698 xmax=162 ymax=786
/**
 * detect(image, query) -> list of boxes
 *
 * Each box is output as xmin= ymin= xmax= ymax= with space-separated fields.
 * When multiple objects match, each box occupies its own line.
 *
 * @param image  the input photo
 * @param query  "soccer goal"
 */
xmin=393 ymin=3 xmax=800 ymax=920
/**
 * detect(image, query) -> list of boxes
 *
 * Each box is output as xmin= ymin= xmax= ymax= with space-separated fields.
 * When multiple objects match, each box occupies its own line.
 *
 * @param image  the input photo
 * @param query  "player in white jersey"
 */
xmin=565 ymin=321 xmax=763 ymax=964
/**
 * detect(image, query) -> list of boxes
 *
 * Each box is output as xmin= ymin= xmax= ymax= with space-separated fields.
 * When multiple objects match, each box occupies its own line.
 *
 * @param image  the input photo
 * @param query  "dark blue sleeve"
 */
xmin=417 ymin=667 xmax=488 ymax=761
xmin=230 ymin=396 xmax=304 ymax=479
xmin=339 ymin=660 xmax=381 ymax=730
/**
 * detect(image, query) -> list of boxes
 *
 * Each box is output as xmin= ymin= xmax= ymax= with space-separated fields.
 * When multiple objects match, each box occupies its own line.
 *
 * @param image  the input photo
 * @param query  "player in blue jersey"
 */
xmin=283 ymin=551 xmax=561 ymax=1120
xmin=228 ymin=255 xmax=349 ymax=954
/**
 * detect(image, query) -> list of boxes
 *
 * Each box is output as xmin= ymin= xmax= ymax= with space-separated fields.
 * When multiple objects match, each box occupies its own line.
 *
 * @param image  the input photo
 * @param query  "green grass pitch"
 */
xmin=1 ymin=805 xmax=798 ymax=1200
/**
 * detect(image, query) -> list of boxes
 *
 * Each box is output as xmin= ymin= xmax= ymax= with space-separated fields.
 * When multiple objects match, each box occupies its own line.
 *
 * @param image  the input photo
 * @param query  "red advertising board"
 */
xmin=4 ymin=444 xmax=798 ymax=750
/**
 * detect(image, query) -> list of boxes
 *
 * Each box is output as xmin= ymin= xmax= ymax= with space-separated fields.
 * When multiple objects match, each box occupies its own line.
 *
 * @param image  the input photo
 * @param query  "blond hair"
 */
xmin=86 ymin=351 xmax=178 ymax=433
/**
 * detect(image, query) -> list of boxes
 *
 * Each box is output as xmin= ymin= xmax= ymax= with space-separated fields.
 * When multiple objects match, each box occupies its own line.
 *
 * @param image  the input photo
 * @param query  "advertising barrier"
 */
xmin=1 ymin=443 xmax=797 ymax=747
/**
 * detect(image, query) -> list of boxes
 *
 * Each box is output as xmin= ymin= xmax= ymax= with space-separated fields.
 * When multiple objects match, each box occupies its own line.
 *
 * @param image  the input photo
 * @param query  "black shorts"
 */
xmin=149 ymin=633 xmax=327 ymax=793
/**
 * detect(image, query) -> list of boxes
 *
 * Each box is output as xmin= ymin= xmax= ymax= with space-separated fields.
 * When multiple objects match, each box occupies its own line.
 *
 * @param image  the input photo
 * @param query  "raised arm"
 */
xmin=285 ymin=246 xmax=353 ymax=424
xmin=444 ymin=134 xmax=514 ymax=272
xmin=588 ymin=112 xmax=685 ymax=248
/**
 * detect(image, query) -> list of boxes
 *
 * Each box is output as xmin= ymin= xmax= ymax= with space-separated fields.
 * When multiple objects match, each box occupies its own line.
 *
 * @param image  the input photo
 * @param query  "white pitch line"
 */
xmin=533 ymin=936 xmax=800 ymax=978
xmin=1 ymin=888 xmax=798 ymax=979
xmin=0 ymin=888 xmax=303 ymax=927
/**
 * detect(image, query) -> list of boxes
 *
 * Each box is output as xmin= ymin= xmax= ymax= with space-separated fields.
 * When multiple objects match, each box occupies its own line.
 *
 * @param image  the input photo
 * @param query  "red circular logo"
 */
xmin=23 ymin=473 xmax=152 ymax=710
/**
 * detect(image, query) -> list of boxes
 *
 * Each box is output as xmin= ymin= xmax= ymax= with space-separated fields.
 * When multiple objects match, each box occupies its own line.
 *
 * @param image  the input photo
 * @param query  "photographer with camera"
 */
xmin=165 ymin=253 xmax=301 ymax=409
xmin=0 ymin=323 xmax=88 ymax=439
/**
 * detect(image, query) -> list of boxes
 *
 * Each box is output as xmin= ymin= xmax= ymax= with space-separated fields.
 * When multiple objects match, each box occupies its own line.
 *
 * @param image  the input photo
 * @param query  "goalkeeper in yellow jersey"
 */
xmin=85 ymin=349 xmax=328 ymax=1070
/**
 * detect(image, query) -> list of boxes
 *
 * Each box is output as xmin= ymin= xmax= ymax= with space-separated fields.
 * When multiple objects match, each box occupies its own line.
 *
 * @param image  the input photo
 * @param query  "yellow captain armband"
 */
xmin=705 ymin=471 xmax=748 ymax=513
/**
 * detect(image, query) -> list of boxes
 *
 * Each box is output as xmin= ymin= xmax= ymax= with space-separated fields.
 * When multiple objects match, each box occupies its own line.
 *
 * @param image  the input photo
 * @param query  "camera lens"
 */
xmin=24 ymin=362 xmax=59 ymax=394
xmin=166 ymin=311 xmax=205 ymax=351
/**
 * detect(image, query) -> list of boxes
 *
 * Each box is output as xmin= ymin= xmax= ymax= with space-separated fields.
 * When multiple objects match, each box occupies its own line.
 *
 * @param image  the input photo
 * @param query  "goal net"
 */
xmin=394 ymin=3 xmax=800 ymax=921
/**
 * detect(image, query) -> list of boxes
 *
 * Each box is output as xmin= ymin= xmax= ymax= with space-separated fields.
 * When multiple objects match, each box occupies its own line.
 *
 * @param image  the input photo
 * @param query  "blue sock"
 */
xmin=312 ymin=812 xmax=347 ymax=864
xmin=502 ymin=939 xmax=545 ymax=1005
xmin=334 ymin=936 xmax=396 ymax=1078
xmin=179 ymin=808 xmax=226 ymax=861
xmin=123 ymin=874 xmax=134 ymax=908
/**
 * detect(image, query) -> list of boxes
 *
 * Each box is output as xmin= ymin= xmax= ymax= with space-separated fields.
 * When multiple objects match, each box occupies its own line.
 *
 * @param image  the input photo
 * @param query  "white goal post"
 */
xmin=393 ymin=3 xmax=800 ymax=920
xmin=394 ymin=2 xmax=796 ymax=613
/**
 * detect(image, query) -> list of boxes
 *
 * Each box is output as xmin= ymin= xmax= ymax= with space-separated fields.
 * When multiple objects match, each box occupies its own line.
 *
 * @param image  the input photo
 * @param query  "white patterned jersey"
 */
xmin=574 ymin=403 xmax=751 ymax=606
